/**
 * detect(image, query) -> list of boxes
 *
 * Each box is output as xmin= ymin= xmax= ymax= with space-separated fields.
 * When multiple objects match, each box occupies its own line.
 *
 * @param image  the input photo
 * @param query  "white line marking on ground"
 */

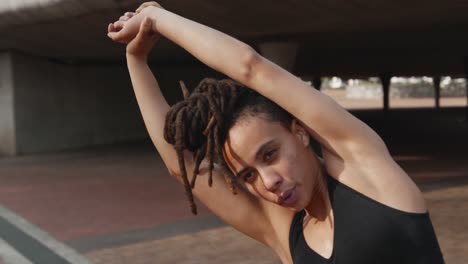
xmin=0 ymin=238 xmax=33 ymax=264
xmin=0 ymin=205 xmax=93 ymax=264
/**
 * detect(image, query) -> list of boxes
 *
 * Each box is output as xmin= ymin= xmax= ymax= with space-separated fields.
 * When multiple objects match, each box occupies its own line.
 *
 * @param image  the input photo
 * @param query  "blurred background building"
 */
xmin=1 ymin=0 xmax=468 ymax=156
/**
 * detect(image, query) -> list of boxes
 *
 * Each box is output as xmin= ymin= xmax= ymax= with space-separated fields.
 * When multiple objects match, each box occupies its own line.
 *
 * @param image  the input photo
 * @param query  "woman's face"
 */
xmin=223 ymin=115 xmax=320 ymax=211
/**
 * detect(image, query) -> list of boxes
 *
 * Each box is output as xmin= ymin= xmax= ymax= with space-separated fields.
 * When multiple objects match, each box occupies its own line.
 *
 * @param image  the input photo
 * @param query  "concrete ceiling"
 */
xmin=1 ymin=0 xmax=468 ymax=76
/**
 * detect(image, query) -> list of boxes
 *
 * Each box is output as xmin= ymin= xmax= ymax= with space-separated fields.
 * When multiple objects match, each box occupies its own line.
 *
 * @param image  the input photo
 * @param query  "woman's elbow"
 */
xmin=237 ymin=45 xmax=261 ymax=84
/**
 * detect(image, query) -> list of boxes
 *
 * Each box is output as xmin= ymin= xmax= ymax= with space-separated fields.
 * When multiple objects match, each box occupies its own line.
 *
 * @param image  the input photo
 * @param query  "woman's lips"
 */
xmin=278 ymin=186 xmax=297 ymax=206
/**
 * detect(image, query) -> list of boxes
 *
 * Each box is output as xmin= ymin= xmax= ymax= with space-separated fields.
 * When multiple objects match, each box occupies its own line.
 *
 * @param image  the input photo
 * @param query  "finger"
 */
xmin=113 ymin=21 xmax=125 ymax=31
xmin=136 ymin=3 xmax=150 ymax=13
xmin=107 ymin=31 xmax=119 ymax=40
xmin=129 ymin=17 xmax=153 ymax=46
xmin=135 ymin=5 xmax=144 ymax=13
xmin=120 ymin=12 xmax=135 ymax=21
xmin=136 ymin=2 xmax=162 ymax=13
xmin=107 ymin=31 xmax=127 ymax=44
xmin=141 ymin=17 xmax=152 ymax=31
xmin=137 ymin=16 xmax=153 ymax=38
xmin=107 ymin=23 xmax=115 ymax=33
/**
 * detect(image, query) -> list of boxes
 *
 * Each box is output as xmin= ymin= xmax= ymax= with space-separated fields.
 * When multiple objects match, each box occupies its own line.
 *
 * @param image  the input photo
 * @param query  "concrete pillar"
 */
xmin=0 ymin=51 xmax=149 ymax=156
xmin=312 ymin=77 xmax=322 ymax=91
xmin=380 ymin=74 xmax=392 ymax=114
xmin=0 ymin=53 xmax=16 ymax=156
xmin=433 ymin=76 xmax=441 ymax=109
xmin=0 ymin=51 xmax=223 ymax=157
xmin=258 ymin=42 xmax=299 ymax=72
xmin=464 ymin=57 xmax=468 ymax=121
xmin=11 ymin=52 xmax=150 ymax=154
xmin=465 ymin=76 xmax=468 ymax=121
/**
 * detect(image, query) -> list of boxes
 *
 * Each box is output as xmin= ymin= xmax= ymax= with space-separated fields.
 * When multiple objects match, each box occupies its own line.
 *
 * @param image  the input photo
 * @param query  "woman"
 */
xmin=107 ymin=2 xmax=444 ymax=263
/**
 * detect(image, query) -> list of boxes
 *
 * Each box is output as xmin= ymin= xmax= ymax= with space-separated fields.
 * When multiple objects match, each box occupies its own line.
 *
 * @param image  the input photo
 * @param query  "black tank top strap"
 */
xmin=289 ymin=210 xmax=306 ymax=262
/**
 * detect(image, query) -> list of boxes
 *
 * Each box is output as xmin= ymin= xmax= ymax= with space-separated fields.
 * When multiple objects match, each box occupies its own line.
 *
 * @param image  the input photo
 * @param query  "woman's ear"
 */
xmin=291 ymin=119 xmax=310 ymax=147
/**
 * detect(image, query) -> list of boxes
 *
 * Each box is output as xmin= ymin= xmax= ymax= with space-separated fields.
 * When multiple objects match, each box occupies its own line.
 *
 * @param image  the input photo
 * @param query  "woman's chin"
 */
xmin=285 ymin=199 xmax=308 ymax=212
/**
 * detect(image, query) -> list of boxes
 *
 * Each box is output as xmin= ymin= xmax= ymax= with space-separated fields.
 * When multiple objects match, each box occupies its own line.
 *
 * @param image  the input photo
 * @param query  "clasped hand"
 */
xmin=107 ymin=2 xmax=163 ymax=58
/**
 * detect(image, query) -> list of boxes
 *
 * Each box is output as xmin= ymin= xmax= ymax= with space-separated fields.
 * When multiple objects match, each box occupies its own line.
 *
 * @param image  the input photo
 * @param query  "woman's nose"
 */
xmin=259 ymin=169 xmax=282 ymax=192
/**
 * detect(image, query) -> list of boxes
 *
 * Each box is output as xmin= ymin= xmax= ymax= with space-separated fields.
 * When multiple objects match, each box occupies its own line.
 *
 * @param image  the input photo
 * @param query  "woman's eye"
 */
xmin=264 ymin=149 xmax=276 ymax=161
xmin=243 ymin=171 xmax=256 ymax=183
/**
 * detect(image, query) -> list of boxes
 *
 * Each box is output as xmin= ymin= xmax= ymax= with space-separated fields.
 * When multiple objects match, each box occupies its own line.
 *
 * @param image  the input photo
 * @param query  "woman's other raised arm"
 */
xmin=107 ymin=11 xmax=294 ymax=259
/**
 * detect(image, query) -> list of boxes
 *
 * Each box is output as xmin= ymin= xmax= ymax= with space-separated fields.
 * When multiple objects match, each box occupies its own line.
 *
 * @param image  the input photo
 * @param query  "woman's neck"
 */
xmin=304 ymin=158 xmax=332 ymax=223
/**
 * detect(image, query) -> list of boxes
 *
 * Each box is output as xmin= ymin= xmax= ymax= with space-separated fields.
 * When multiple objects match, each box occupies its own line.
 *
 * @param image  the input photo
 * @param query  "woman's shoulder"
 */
xmin=258 ymin=201 xmax=298 ymax=264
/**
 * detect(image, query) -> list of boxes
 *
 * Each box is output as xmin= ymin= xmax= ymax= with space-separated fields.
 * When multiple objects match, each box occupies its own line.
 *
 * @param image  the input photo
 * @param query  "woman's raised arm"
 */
xmin=108 ymin=12 xmax=294 ymax=258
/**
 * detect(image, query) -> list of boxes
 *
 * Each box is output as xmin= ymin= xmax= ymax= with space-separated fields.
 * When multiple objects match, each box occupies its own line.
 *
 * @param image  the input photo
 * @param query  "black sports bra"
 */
xmin=289 ymin=175 xmax=444 ymax=264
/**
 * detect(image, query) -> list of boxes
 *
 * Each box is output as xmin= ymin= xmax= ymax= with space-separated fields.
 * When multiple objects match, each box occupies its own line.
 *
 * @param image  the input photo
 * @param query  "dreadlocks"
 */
xmin=164 ymin=78 xmax=293 ymax=214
